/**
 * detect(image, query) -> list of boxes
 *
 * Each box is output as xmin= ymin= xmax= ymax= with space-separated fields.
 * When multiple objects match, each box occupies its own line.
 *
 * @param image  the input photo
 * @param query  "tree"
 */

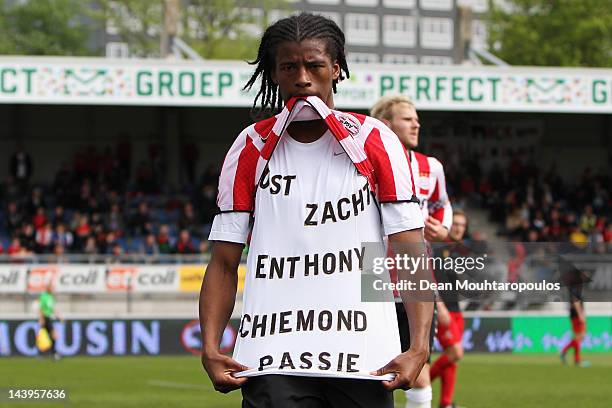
xmin=487 ymin=0 xmax=612 ymax=67
xmin=181 ymin=0 xmax=287 ymax=60
xmin=92 ymin=0 xmax=163 ymax=58
xmin=94 ymin=0 xmax=288 ymax=59
xmin=0 ymin=0 xmax=92 ymax=56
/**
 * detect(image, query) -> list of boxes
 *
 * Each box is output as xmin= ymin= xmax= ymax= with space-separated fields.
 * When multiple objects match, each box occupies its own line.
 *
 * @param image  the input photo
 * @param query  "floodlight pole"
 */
xmin=161 ymin=0 xmax=180 ymax=59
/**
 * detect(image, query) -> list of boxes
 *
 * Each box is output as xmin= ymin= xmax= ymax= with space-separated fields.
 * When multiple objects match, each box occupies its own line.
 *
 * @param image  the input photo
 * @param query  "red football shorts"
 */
xmin=437 ymin=311 xmax=464 ymax=349
xmin=571 ymin=316 xmax=586 ymax=335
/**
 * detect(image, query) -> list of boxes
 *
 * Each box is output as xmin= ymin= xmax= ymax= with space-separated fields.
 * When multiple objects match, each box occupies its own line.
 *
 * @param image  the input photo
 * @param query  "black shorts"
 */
xmin=395 ymin=302 xmax=436 ymax=363
xmin=241 ymin=375 xmax=393 ymax=408
xmin=43 ymin=316 xmax=54 ymax=335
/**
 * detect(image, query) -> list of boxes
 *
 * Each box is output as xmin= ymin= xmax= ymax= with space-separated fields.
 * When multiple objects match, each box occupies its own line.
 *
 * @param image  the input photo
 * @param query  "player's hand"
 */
xmin=371 ymin=347 xmax=429 ymax=391
xmin=201 ymin=351 xmax=248 ymax=393
xmin=424 ymin=217 xmax=448 ymax=242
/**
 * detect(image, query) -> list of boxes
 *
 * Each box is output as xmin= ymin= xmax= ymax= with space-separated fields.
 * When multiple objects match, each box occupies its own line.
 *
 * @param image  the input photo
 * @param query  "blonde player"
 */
xmin=372 ymin=95 xmax=453 ymax=408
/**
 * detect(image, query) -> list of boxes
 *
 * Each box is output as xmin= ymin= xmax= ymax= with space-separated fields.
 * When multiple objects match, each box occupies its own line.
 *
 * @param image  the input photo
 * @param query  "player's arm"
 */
xmin=392 ymin=228 xmax=434 ymax=354
xmin=365 ymin=118 xmax=433 ymax=388
xmin=200 ymin=124 xmax=258 ymax=392
xmin=199 ymin=240 xmax=248 ymax=393
xmin=425 ymin=159 xmax=452 ymax=242
xmin=375 ymin=229 xmax=434 ymax=390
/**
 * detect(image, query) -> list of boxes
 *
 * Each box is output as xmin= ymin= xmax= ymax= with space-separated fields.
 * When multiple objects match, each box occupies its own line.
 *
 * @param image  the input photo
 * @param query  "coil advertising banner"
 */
xmin=0 ymin=266 xmax=27 ymax=293
xmin=0 ymin=264 xmax=247 ymax=294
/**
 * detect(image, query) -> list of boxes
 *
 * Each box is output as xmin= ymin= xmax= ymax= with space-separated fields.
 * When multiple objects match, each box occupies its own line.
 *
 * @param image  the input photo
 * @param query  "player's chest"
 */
xmin=254 ymin=148 xmax=374 ymax=226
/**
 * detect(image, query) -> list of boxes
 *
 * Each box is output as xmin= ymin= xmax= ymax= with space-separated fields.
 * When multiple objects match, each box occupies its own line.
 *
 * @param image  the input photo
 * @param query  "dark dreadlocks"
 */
xmin=243 ymin=13 xmax=350 ymax=119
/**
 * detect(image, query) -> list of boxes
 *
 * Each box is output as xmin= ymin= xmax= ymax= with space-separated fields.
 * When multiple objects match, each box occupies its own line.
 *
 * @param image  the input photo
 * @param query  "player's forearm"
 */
xmin=199 ymin=244 xmax=242 ymax=357
xmin=405 ymin=300 xmax=433 ymax=352
xmin=389 ymin=229 xmax=434 ymax=352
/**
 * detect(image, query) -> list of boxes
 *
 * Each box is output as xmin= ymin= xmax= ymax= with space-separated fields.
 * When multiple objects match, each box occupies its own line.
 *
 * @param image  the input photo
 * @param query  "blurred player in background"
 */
xmin=431 ymin=210 xmax=468 ymax=408
xmin=38 ymin=282 xmax=62 ymax=360
xmin=372 ymin=95 xmax=453 ymax=408
xmin=560 ymin=282 xmax=588 ymax=367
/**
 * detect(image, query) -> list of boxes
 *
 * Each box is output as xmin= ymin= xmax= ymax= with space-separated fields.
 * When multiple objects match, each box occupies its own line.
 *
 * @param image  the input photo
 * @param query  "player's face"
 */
xmin=387 ymin=103 xmax=420 ymax=149
xmin=450 ymin=214 xmax=467 ymax=241
xmin=271 ymin=39 xmax=340 ymax=109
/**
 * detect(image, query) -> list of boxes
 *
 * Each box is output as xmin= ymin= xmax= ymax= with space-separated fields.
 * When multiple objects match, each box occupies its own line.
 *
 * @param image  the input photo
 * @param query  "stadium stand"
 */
xmin=1 ymin=143 xmax=219 ymax=258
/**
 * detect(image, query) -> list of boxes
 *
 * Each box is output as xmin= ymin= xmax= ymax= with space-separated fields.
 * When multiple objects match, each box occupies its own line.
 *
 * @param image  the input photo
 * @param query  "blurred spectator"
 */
xmin=35 ymin=221 xmax=54 ymax=253
xmin=74 ymin=214 xmax=92 ymax=249
xmin=53 ymin=162 xmax=72 ymax=205
xmin=532 ymin=210 xmax=546 ymax=230
xmin=90 ymin=212 xmax=104 ymax=232
xmin=199 ymin=164 xmax=219 ymax=187
xmin=181 ymin=140 xmax=199 ymax=185
xmin=2 ymin=176 xmax=20 ymax=202
xmin=196 ymin=183 xmax=218 ymax=232
xmin=111 ymin=243 xmax=124 ymax=258
xmin=604 ymin=223 xmax=612 ymax=243
xmin=157 ymin=224 xmax=173 ymax=254
xmin=78 ymin=179 xmax=93 ymax=212
xmin=83 ymin=236 xmax=99 ymax=254
xmin=569 ymin=226 xmax=588 ymax=246
xmin=18 ymin=223 xmax=35 ymax=252
xmin=139 ymin=233 xmax=159 ymax=256
xmin=579 ymin=205 xmax=596 ymax=233
xmin=53 ymin=224 xmax=74 ymax=250
xmin=32 ymin=207 xmax=47 ymax=230
xmin=10 ymin=144 xmax=33 ymax=188
xmin=8 ymin=237 xmax=32 ymax=258
xmin=51 ymin=243 xmax=68 ymax=263
xmin=101 ymin=232 xmax=118 ymax=255
xmin=5 ymin=201 xmax=23 ymax=234
xmin=26 ymin=188 xmax=45 ymax=216
xmin=129 ymin=202 xmax=152 ymax=236
xmin=175 ymin=229 xmax=196 ymax=254
xmin=179 ymin=202 xmax=199 ymax=237
xmin=52 ymin=205 xmax=67 ymax=227
xmin=7 ymin=238 xmax=21 ymax=255
xmin=106 ymin=203 xmax=125 ymax=235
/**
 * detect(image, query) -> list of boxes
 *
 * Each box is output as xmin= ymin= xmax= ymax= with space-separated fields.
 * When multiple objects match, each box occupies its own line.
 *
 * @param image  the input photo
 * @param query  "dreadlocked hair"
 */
xmin=243 ymin=12 xmax=349 ymax=119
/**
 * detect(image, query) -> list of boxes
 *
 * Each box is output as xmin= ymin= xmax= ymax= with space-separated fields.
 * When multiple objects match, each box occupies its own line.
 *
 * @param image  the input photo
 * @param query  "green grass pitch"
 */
xmin=1 ymin=353 xmax=611 ymax=407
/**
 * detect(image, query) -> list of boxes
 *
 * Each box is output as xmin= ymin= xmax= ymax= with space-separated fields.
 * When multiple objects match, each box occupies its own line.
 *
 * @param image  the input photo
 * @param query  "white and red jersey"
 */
xmin=211 ymin=97 xmax=424 ymax=380
xmin=409 ymin=151 xmax=452 ymax=231
xmin=217 ymin=97 xmax=420 ymax=213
